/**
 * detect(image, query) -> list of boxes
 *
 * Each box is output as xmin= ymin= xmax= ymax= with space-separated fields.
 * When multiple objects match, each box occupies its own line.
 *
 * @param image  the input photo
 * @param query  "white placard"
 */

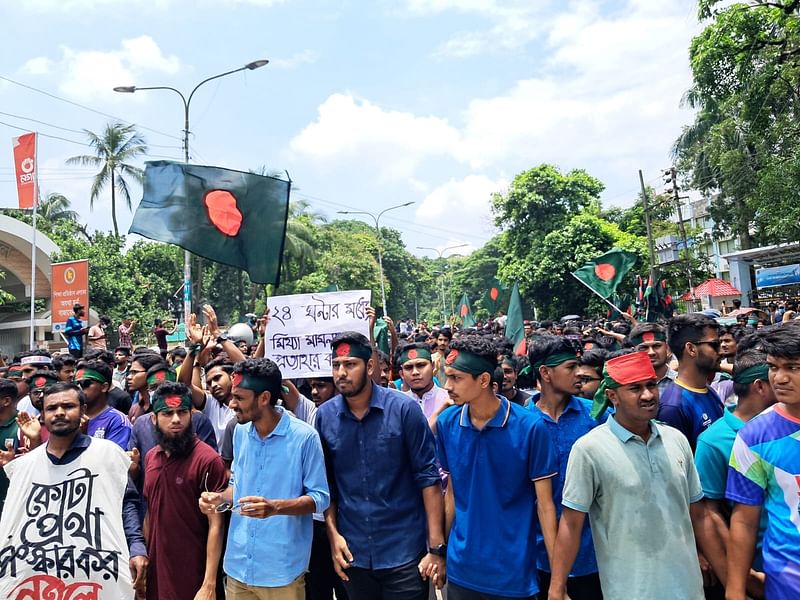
xmin=266 ymin=290 xmax=372 ymax=378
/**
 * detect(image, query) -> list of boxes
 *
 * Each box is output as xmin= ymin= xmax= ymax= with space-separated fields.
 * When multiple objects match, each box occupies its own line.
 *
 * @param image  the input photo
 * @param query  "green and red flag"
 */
xmin=457 ymin=293 xmax=476 ymax=328
xmin=483 ymin=277 xmax=504 ymax=315
xmin=505 ymin=283 xmax=526 ymax=355
xmin=571 ymin=248 xmax=638 ymax=300
xmin=129 ymin=161 xmax=290 ymax=285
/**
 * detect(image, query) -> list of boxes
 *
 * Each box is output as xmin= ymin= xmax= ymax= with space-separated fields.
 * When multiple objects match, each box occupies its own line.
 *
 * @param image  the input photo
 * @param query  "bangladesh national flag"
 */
xmin=457 ymin=293 xmax=476 ymax=328
xmin=129 ymin=161 xmax=290 ymax=285
xmin=483 ymin=277 xmax=504 ymax=315
xmin=505 ymin=283 xmax=526 ymax=355
xmin=571 ymin=248 xmax=638 ymax=299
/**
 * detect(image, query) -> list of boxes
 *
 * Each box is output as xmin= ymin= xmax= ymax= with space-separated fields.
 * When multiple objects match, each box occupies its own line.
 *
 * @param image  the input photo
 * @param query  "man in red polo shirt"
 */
xmin=143 ymin=382 xmax=226 ymax=600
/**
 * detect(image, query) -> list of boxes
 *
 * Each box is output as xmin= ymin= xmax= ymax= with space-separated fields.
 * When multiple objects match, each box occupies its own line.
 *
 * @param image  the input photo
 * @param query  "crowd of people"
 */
xmin=0 ymin=298 xmax=797 ymax=600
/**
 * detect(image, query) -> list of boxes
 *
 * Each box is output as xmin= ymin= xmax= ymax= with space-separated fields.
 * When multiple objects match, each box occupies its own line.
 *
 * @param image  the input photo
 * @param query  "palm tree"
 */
xmin=37 ymin=193 xmax=79 ymax=223
xmin=66 ymin=122 xmax=148 ymax=236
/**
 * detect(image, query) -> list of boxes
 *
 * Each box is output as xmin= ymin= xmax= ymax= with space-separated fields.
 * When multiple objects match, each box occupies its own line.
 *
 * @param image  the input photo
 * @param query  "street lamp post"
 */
xmin=114 ymin=59 xmax=269 ymax=325
xmin=337 ymin=201 xmax=414 ymax=313
xmin=417 ymin=244 xmax=469 ymax=323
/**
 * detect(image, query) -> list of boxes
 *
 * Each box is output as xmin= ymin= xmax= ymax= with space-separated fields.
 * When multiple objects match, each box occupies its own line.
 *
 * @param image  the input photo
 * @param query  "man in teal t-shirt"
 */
xmin=695 ymin=350 xmax=775 ymax=587
xmin=0 ymin=379 xmax=19 ymax=518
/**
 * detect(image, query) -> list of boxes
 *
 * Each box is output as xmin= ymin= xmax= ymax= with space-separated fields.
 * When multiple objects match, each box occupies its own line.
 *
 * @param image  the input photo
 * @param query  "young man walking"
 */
xmin=144 ymin=382 xmax=226 ymax=600
xmin=315 ymin=332 xmax=445 ymax=600
xmin=726 ymin=323 xmax=800 ymax=600
xmin=200 ymin=358 xmax=329 ymax=599
xmin=437 ymin=335 xmax=558 ymax=600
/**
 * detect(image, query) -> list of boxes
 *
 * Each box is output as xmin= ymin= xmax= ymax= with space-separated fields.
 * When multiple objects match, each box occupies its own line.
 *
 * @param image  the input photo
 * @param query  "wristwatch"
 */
xmin=216 ymin=334 xmax=229 ymax=344
xmin=429 ymin=543 xmax=447 ymax=557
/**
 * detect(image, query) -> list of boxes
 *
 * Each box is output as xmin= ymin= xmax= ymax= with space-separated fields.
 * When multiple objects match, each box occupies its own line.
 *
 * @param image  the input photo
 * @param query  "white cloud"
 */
xmin=19 ymin=57 xmax=54 ymax=76
xmin=269 ymin=50 xmax=318 ymax=70
xmin=20 ymin=36 xmax=181 ymax=102
xmin=415 ymin=175 xmax=503 ymax=244
xmin=288 ymin=93 xmax=461 ymax=180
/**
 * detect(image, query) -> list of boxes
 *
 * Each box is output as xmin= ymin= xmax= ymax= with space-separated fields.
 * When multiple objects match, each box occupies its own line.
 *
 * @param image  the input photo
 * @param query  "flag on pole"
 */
xmin=571 ymin=248 xmax=638 ymax=299
xmin=483 ymin=277 xmax=504 ymax=315
xmin=457 ymin=293 xmax=476 ymax=328
xmin=129 ymin=161 xmax=291 ymax=285
xmin=12 ymin=132 xmax=37 ymax=209
xmin=505 ymin=283 xmax=526 ymax=355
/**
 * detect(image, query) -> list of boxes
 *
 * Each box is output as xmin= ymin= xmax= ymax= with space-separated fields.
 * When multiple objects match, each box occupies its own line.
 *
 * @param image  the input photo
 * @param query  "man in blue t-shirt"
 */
xmin=64 ymin=302 xmax=88 ymax=359
xmin=658 ymin=313 xmax=724 ymax=451
xmin=75 ymin=359 xmax=132 ymax=450
xmin=437 ymin=335 xmax=557 ymax=600
xmin=526 ymin=335 xmax=605 ymax=599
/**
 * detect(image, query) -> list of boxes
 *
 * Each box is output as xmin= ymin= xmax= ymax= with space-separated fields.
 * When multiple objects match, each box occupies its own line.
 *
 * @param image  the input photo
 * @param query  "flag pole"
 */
xmin=29 ymin=131 xmax=39 ymax=350
xmin=570 ymin=273 xmax=628 ymax=316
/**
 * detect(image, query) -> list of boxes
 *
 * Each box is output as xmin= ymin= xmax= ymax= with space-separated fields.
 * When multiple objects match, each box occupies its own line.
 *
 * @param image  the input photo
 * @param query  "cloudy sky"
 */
xmin=0 ymin=0 xmax=703 ymax=257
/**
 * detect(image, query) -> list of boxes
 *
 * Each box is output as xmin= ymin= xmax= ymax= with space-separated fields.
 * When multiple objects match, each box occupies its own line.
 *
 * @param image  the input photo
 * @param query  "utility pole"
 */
xmin=639 ymin=170 xmax=657 ymax=270
xmin=664 ymin=166 xmax=695 ymax=305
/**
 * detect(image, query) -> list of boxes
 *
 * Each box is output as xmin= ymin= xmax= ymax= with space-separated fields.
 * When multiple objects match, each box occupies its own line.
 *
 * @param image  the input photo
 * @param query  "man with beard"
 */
xmin=658 ymin=314 xmax=724 ymax=451
xmin=398 ymin=342 xmax=449 ymax=425
xmin=626 ymin=322 xmax=676 ymax=395
xmin=0 ymin=383 xmax=147 ymax=597
xmin=527 ymin=336 xmax=605 ymax=599
xmin=437 ymin=335 xmax=557 ymax=600
xmin=315 ymin=333 xmax=444 ymax=599
xmin=500 ymin=355 xmax=532 ymax=406
xmin=548 ymin=352 xmax=721 ymax=600
xmin=199 ymin=358 xmax=329 ymax=599
xmin=75 ymin=360 xmax=132 ymax=449
xmin=432 ymin=328 xmax=453 ymax=387
xmin=143 ymin=382 xmax=226 ymax=600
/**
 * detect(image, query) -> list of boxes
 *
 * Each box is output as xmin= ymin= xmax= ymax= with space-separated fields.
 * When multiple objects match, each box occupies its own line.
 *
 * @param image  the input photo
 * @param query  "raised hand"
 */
xmin=187 ymin=313 xmax=204 ymax=345
xmin=16 ymin=411 xmax=41 ymax=444
xmin=202 ymin=304 xmax=220 ymax=338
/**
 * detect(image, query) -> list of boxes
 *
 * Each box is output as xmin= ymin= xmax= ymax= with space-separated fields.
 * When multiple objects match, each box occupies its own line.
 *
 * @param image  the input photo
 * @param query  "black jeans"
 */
xmin=306 ymin=520 xmax=349 ymax=600
xmin=448 ymin=581 xmax=538 ymax=600
xmin=537 ymin=570 xmax=603 ymax=600
xmin=343 ymin=553 xmax=427 ymax=600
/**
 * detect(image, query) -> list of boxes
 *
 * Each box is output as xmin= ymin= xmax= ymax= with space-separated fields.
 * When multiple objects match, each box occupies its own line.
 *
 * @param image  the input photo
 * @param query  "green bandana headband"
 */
xmin=399 ymin=347 xmax=432 ymax=365
xmin=147 ymin=369 xmax=177 ymax=386
xmin=332 ymin=341 xmax=373 ymax=362
xmin=74 ymin=368 xmax=107 ymax=384
xmin=629 ymin=331 xmax=667 ymax=346
xmin=27 ymin=372 xmax=60 ymax=390
xmin=231 ymin=372 xmax=272 ymax=394
xmin=7 ymin=367 xmax=23 ymax=378
xmin=152 ymin=391 xmax=192 ymax=413
xmin=444 ymin=349 xmax=497 ymax=376
xmin=733 ymin=363 xmax=769 ymax=385
xmin=591 ymin=366 xmax=623 ymax=419
xmin=532 ymin=352 xmax=579 ymax=371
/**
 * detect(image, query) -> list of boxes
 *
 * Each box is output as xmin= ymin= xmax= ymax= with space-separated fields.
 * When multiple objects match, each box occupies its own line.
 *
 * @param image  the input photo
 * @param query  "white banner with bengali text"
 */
xmin=266 ymin=290 xmax=372 ymax=379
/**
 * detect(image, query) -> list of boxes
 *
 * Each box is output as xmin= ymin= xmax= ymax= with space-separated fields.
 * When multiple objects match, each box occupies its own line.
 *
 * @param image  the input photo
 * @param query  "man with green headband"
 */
xmin=438 ymin=335 xmax=557 ymax=600
xmin=76 ymin=359 xmax=132 ymax=450
xmin=694 ymin=350 xmax=774 ymax=598
xmin=0 ymin=379 xmax=20 ymax=517
xmin=527 ymin=336 xmax=606 ymax=598
xmin=550 ymin=351 xmax=722 ymax=600
xmin=397 ymin=342 xmax=449 ymax=425
xmin=144 ymin=382 xmax=226 ymax=600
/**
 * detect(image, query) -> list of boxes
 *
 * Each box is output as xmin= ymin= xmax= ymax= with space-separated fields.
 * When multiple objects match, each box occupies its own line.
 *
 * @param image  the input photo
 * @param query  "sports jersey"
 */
xmin=657 ymin=379 xmax=723 ymax=450
xmin=727 ymin=405 xmax=800 ymax=599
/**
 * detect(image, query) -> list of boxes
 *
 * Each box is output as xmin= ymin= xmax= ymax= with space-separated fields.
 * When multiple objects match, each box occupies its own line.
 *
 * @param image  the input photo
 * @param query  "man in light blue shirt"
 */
xmin=199 ymin=358 xmax=329 ymax=599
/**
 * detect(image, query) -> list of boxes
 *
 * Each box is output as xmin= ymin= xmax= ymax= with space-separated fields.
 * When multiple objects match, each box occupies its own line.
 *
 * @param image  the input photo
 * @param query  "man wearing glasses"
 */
xmin=658 ymin=314 xmax=724 ymax=451
xmin=627 ymin=322 xmax=677 ymax=395
xmin=75 ymin=359 xmax=132 ymax=450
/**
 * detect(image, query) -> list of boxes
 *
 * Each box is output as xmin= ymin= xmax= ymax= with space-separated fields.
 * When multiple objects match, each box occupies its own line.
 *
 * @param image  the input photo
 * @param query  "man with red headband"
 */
xmin=549 ymin=351 xmax=722 ymax=600
xmin=143 ymin=382 xmax=226 ymax=600
xmin=397 ymin=342 xmax=449 ymax=426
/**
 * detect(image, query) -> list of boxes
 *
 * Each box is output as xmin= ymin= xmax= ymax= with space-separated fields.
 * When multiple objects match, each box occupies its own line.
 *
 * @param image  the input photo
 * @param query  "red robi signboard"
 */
xmin=12 ymin=133 xmax=37 ymax=209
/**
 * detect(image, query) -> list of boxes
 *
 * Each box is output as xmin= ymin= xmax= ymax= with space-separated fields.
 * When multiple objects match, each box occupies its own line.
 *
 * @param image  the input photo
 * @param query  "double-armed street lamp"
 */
xmin=337 ymin=201 xmax=415 ymax=313
xmin=417 ymin=244 xmax=469 ymax=323
xmin=114 ymin=59 xmax=269 ymax=325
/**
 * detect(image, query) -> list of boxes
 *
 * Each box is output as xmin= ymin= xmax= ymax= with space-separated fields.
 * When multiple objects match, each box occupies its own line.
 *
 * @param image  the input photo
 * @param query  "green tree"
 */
xmin=66 ymin=122 xmax=147 ymax=237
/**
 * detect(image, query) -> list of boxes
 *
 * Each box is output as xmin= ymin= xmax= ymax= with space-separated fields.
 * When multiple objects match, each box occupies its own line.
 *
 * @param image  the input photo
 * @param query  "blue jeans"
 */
xmin=343 ymin=553 xmax=427 ymax=600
